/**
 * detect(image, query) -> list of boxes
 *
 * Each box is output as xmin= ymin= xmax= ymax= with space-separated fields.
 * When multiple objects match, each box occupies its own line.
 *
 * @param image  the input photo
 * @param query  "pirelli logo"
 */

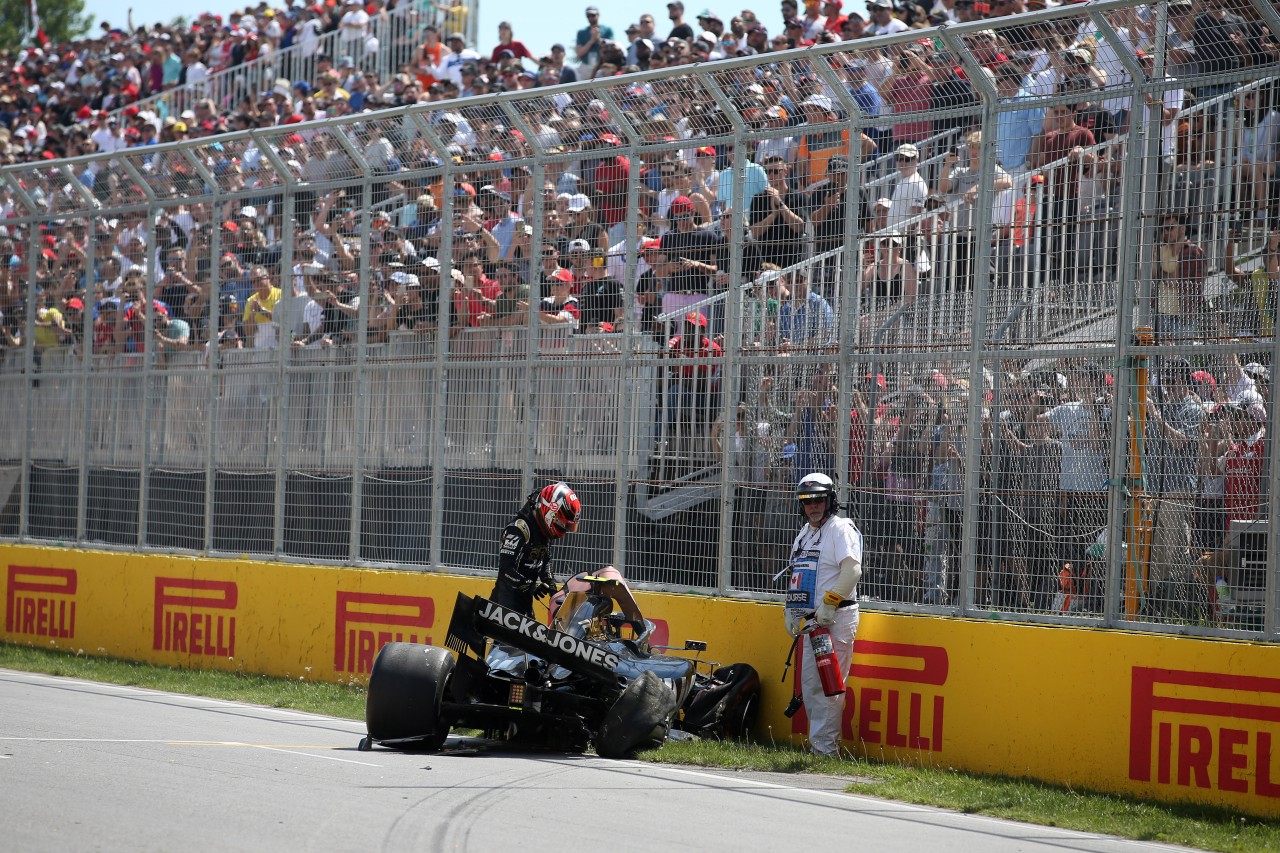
xmin=5 ymin=565 xmax=76 ymax=639
xmin=153 ymin=578 xmax=237 ymax=657
xmin=851 ymin=640 xmax=948 ymax=751
xmin=1130 ymin=667 xmax=1280 ymax=798
xmin=334 ymin=592 xmax=434 ymax=675
xmin=791 ymin=639 xmax=948 ymax=752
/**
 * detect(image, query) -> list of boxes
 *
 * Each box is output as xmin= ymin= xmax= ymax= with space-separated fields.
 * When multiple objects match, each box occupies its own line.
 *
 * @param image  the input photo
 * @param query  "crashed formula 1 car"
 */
xmin=359 ymin=571 xmax=760 ymax=758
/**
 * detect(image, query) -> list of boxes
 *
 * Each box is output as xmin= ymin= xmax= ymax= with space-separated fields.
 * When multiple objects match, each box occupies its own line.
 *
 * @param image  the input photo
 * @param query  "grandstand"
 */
xmin=0 ymin=0 xmax=1278 ymax=638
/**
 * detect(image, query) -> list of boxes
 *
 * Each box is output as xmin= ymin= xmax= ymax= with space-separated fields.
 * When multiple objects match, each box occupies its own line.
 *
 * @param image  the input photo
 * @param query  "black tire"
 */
xmin=365 ymin=642 xmax=454 ymax=751
xmin=596 ymin=671 xmax=677 ymax=759
xmin=715 ymin=664 xmax=761 ymax=741
xmin=726 ymin=691 xmax=759 ymax=741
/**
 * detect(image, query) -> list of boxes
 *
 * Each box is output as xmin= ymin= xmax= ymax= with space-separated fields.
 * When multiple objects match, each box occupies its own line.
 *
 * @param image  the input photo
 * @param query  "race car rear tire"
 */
xmin=365 ymin=643 xmax=454 ymax=751
xmin=596 ymin=671 xmax=677 ymax=759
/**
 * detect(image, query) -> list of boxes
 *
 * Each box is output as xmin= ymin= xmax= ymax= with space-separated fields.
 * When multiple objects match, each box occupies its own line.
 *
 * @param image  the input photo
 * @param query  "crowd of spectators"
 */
xmin=0 ymin=0 xmax=1269 ymax=167
xmin=0 ymin=2 xmax=1277 ymax=622
xmin=729 ymin=346 xmax=1274 ymax=623
xmin=0 ymin=1 xmax=1273 ymax=355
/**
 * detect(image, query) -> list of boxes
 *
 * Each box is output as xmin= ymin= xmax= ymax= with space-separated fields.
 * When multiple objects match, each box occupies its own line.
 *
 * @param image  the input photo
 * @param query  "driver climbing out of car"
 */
xmin=491 ymin=481 xmax=582 ymax=617
xmin=784 ymin=472 xmax=863 ymax=757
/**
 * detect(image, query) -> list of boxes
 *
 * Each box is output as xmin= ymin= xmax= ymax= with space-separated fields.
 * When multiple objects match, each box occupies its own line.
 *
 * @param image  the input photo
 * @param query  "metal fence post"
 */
xmin=816 ymin=51 xmax=866 ymax=527
xmin=76 ymin=219 xmax=95 ymax=545
xmin=704 ymin=80 xmax=749 ymax=594
xmin=255 ymin=140 xmax=296 ymax=560
xmin=427 ymin=153 xmax=455 ymax=573
xmin=348 ymin=167 xmax=375 ymax=563
xmin=604 ymin=106 xmax=642 ymax=575
xmin=950 ymin=31 xmax=999 ymax=616
xmin=1100 ymin=26 xmax=1158 ymax=628
xmin=497 ymin=101 xmax=542 ymax=505
xmin=205 ymin=164 xmax=226 ymax=553
xmin=18 ymin=205 xmax=37 ymax=542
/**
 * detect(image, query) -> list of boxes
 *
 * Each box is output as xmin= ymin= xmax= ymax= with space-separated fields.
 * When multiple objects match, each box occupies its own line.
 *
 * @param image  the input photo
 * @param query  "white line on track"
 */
xmin=640 ymin=764 xmax=1190 ymax=852
xmin=0 ymin=670 xmax=365 ymax=728
xmin=0 ymin=736 xmax=381 ymax=766
xmin=237 ymin=743 xmax=381 ymax=766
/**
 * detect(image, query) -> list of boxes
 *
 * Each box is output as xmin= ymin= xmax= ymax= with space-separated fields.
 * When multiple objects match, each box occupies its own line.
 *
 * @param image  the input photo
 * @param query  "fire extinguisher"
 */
xmin=809 ymin=626 xmax=845 ymax=697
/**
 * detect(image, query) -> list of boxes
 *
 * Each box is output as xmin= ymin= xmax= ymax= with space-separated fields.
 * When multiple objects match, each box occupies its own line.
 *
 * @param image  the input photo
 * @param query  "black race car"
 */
xmin=359 ymin=572 xmax=760 ymax=758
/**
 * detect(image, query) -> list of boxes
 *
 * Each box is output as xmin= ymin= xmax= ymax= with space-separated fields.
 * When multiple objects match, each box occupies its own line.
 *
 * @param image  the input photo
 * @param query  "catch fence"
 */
xmin=2 ymin=0 xmax=1279 ymax=639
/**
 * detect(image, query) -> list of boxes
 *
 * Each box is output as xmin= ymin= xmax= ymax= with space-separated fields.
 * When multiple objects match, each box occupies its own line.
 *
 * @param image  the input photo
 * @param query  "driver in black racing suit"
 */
xmin=491 ymin=482 xmax=582 ymax=616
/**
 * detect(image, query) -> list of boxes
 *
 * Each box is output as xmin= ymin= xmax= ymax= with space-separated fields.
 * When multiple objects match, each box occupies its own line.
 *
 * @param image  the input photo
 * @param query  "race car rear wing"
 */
xmin=445 ymin=593 xmax=622 ymax=685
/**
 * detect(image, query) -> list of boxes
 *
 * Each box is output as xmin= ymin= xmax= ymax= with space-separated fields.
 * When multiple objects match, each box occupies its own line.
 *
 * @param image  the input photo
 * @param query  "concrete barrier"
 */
xmin=3 ymin=544 xmax=1277 ymax=817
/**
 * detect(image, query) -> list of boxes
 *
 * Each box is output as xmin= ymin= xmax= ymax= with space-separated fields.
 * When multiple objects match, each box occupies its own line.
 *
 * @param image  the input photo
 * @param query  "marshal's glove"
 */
xmin=814 ymin=590 xmax=843 ymax=627
xmin=784 ymin=608 xmax=804 ymax=637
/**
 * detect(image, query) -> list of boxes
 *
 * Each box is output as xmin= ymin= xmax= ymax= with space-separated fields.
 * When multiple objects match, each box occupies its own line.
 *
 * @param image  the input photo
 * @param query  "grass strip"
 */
xmin=5 ymin=642 xmax=1277 ymax=852
xmin=0 ymin=642 xmax=367 ymax=720
xmin=645 ymin=739 xmax=1279 ymax=853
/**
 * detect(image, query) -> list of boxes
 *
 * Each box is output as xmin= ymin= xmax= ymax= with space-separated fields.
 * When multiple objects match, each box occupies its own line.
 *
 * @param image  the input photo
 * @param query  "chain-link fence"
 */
xmin=1 ymin=0 xmax=1278 ymax=639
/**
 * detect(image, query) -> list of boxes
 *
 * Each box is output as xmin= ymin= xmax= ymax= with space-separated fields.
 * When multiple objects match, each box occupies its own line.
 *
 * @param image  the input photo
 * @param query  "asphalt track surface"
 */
xmin=1 ymin=669 xmax=1197 ymax=853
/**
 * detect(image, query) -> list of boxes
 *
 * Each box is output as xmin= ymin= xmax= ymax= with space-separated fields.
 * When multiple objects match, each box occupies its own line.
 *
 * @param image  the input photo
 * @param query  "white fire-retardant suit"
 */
xmin=786 ymin=508 xmax=862 ymax=757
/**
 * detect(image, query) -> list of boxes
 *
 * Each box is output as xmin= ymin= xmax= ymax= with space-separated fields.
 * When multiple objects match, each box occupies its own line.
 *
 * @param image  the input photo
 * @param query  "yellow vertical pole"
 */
xmin=1126 ymin=326 xmax=1153 ymax=617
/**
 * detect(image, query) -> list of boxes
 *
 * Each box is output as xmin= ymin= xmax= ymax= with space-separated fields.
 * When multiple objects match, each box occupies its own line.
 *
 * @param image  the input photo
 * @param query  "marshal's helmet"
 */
xmin=536 ymin=481 xmax=581 ymax=538
xmin=796 ymin=472 xmax=837 ymax=516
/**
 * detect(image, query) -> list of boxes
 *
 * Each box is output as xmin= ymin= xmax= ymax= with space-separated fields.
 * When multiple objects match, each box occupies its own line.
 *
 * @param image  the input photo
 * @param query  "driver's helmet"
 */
xmin=536 ymin=481 xmax=581 ymax=539
xmin=796 ymin=472 xmax=836 ymax=513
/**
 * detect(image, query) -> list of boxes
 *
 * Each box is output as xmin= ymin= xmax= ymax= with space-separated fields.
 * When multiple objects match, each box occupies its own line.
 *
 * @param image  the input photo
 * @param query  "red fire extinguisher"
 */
xmin=809 ymin=627 xmax=845 ymax=697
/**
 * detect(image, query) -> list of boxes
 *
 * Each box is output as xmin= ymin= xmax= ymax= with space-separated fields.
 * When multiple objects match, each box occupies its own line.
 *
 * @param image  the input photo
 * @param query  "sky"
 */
xmin=85 ymin=0 xmax=781 ymax=64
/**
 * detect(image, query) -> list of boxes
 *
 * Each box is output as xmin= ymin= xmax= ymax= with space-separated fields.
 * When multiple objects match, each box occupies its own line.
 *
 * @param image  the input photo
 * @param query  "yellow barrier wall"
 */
xmin=3 ymin=544 xmax=1278 ymax=818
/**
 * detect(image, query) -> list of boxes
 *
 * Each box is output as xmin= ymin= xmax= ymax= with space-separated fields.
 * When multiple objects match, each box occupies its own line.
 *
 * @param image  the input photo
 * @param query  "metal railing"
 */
xmin=107 ymin=1 xmax=472 ymax=122
xmin=2 ymin=0 xmax=1279 ymax=640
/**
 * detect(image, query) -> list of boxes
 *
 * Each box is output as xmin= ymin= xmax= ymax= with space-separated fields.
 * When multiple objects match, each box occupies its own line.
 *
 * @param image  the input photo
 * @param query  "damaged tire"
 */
xmin=596 ymin=671 xmax=677 ymax=759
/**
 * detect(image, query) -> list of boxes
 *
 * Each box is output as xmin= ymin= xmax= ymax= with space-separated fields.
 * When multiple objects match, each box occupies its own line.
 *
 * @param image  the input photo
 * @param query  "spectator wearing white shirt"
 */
xmin=90 ymin=114 xmax=127 ymax=154
xmin=339 ymin=0 xmax=371 ymax=66
xmin=433 ymin=33 xmax=482 ymax=85
xmin=887 ymin=143 xmax=929 ymax=233
xmin=1080 ymin=10 xmax=1138 ymax=124
xmin=297 ymin=10 xmax=324 ymax=58
xmin=182 ymin=48 xmax=209 ymax=88
xmin=798 ymin=1 xmax=826 ymax=41
xmin=753 ymin=106 xmax=798 ymax=168
xmin=930 ymin=0 xmax=960 ymax=23
xmin=865 ymin=0 xmax=909 ymax=35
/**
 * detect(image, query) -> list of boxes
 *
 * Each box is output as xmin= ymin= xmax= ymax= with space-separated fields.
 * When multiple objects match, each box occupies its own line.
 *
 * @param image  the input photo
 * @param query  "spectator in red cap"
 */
xmin=659 ymin=195 xmax=723 ymax=295
xmin=540 ymin=268 xmax=581 ymax=328
xmin=822 ymin=0 xmax=848 ymax=34
xmin=587 ymin=138 xmax=631 ymax=232
xmin=632 ymin=240 xmax=669 ymax=339
xmin=662 ymin=310 xmax=723 ymax=437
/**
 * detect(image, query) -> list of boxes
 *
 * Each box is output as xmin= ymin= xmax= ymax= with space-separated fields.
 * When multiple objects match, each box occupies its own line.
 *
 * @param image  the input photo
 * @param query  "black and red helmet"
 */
xmin=536 ymin=482 xmax=581 ymax=539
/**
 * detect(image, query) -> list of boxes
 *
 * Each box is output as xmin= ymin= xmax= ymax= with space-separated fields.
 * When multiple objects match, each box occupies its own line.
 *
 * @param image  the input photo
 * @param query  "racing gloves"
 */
xmin=533 ymin=567 xmax=558 ymax=599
